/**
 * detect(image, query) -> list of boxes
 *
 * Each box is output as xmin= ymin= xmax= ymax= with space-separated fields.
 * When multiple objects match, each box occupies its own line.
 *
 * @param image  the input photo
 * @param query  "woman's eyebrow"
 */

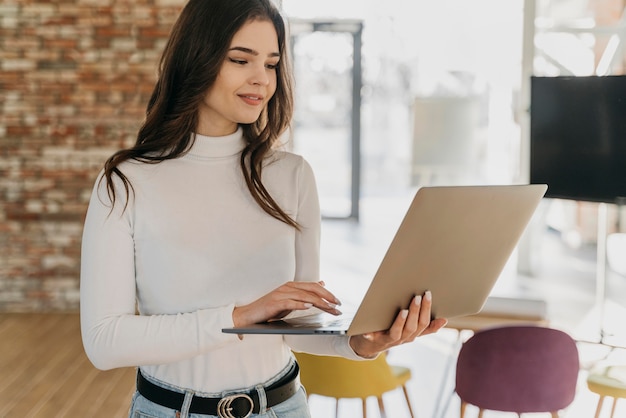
xmin=229 ymin=46 xmax=280 ymax=58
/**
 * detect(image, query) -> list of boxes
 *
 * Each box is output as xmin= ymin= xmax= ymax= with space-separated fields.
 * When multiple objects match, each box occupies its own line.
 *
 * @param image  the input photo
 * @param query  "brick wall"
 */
xmin=0 ymin=1 xmax=185 ymax=311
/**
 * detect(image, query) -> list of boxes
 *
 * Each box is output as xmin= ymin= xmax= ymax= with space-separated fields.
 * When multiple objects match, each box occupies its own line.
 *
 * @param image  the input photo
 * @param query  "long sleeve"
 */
xmin=80 ymin=172 xmax=239 ymax=371
xmin=80 ymin=146 xmax=286 ymax=394
xmin=80 ymin=129 xmax=364 ymax=393
xmin=282 ymin=159 xmax=364 ymax=360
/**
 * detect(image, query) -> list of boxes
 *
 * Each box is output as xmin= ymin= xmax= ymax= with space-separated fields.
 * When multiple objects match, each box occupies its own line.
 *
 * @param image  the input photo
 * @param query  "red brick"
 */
xmin=42 ymin=16 xmax=77 ymax=26
xmin=0 ymin=1 xmax=184 ymax=312
xmin=43 ymin=38 xmax=78 ymax=49
xmin=6 ymin=126 xmax=34 ymax=136
xmin=95 ymin=27 xmax=132 ymax=38
xmin=139 ymin=27 xmax=172 ymax=38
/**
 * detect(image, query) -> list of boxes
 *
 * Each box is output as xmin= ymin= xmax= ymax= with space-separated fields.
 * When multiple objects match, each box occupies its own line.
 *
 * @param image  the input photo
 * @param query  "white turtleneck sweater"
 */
xmin=80 ymin=128 xmax=361 ymax=394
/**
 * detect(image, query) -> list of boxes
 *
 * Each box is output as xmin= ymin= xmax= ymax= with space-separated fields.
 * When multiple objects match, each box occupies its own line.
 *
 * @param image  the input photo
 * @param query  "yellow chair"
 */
xmin=294 ymin=351 xmax=414 ymax=418
xmin=587 ymin=365 xmax=626 ymax=418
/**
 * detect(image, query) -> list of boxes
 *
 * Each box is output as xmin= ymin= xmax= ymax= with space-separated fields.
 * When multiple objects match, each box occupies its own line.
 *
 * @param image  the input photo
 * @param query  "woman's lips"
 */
xmin=238 ymin=94 xmax=263 ymax=106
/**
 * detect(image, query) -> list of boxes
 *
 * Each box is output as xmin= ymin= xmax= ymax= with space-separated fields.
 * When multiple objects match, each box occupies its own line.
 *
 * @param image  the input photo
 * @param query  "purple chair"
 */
xmin=455 ymin=325 xmax=579 ymax=418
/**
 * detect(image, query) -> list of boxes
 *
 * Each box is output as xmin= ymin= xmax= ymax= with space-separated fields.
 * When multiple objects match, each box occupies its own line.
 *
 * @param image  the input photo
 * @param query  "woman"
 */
xmin=80 ymin=0 xmax=447 ymax=417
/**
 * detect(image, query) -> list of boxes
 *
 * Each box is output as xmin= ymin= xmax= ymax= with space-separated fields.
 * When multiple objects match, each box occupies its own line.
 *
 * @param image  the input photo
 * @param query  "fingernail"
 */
xmin=304 ymin=303 xmax=313 ymax=308
xmin=425 ymin=290 xmax=432 ymax=301
xmin=319 ymin=281 xmax=326 ymax=286
xmin=401 ymin=309 xmax=409 ymax=318
xmin=414 ymin=295 xmax=422 ymax=305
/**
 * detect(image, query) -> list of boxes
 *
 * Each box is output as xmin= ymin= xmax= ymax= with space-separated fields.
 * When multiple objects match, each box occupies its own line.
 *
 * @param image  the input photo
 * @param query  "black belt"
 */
xmin=136 ymin=362 xmax=299 ymax=418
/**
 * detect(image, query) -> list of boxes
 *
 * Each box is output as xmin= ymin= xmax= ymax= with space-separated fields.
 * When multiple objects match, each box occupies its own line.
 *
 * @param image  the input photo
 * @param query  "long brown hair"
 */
xmin=102 ymin=0 xmax=297 ymax=228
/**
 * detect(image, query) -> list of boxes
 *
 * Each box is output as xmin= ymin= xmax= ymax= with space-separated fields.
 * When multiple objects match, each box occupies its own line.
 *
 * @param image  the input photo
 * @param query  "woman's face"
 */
xmin=197 ymin=19 xmax=279 ymax=136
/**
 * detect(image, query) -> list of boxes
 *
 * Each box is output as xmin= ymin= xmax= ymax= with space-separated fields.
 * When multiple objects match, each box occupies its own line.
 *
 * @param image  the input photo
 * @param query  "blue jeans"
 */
xmin=128 ymin=364 xmax=311 ymax=418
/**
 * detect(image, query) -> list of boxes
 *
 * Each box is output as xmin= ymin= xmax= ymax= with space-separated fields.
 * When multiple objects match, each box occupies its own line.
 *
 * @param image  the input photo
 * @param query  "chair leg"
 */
xmin=477 ymin=409 xmax=484 ymax=418
xmin=362 ymin=398 xmax=367 ymax=418
xmin=551 ymin=411 xmax=560 ymax=418
xmin=460 ymin=401 xmax=467 ymax=418
xmin=377 ymin=396 xmax=387 ymax=418
xmin=595 ymin=395 xmax=605 ymax=418
xmin=401 ymin=385 xmax=415 ymax=418
xmin=334 ymin=398 xmax=339 ymax=418
xmin=609 ymin=397 xmax=617 ymax=418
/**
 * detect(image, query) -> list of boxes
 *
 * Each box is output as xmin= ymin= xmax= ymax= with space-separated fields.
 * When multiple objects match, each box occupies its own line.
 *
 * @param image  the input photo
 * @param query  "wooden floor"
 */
xmin=0 ymin=313 xmax=135 ymax=418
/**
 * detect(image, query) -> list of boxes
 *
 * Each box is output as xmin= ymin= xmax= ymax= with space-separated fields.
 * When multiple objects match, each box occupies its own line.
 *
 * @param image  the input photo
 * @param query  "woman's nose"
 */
xmin=249 ymin=65 xmax=270 ymax=86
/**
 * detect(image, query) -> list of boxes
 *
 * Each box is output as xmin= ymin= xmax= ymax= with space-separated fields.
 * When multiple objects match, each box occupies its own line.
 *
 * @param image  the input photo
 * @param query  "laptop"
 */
xmin=222 ymin=184 xmax=548 ymax=336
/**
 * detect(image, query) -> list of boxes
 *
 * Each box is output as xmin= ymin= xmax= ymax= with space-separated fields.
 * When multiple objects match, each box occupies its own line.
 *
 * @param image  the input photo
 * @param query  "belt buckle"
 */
xmin=217 ymin=393 xmax=253 ymax=418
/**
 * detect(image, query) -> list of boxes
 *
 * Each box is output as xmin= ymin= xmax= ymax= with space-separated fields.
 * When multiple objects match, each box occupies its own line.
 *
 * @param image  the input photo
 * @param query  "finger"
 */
xmin=387 ymin=308 xmax=410 ymax=341
xmin=417 ymin=317 xmax=448 ymax=337
xmin=286 ymin=282 xmax=342 ymax=313
xmin=311 ymin=302 xmax=342 ymax=316
xmin=271 ymin=302 xmax=315 ymax=320
xmin=265 ymin=302 xmax=311 ymax=322
xmin=429 ymin=317 xmax=448 ymax=332
xmin=402 ymin=295 xmax=422 ymax=336
xmin=402 ymin=291 xmax=435 ymax=340
xmin=312 ymin=281 xmax=343 ymax=306
xmin=417 ymin=290 xmax=434 ymax=331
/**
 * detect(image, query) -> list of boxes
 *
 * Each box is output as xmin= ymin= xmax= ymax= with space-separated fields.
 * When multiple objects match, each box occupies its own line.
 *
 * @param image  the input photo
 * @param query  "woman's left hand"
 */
xmin=349 ymin=290 xmax=448 ymax=358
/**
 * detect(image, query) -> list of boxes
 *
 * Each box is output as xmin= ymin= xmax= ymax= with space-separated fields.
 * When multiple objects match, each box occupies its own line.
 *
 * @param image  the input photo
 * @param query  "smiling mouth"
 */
xmin=238 ymin=95 xmax=264 ymax=105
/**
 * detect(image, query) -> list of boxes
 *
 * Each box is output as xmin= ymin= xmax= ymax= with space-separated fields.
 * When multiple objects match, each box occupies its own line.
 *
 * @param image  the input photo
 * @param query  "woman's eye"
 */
xmin=266 ymin=63 xmax=279 ymax=70
xmin=229 ymin=58 xmax=247 ymax=65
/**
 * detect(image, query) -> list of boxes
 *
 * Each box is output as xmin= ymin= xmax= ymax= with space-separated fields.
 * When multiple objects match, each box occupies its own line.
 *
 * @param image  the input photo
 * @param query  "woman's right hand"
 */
xmin=232 ymin=281 xmax=342 ymax=327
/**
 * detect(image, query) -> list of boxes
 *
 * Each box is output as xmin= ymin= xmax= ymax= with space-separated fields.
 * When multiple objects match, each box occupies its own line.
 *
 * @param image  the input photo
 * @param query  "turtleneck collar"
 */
xmin=186 ymin=127 xmax=246 ymax=159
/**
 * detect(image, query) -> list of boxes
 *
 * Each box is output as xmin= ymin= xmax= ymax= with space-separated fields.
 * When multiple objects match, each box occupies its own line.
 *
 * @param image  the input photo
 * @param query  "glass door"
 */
xmin=289 ymin=20 xmax=362 ymax=219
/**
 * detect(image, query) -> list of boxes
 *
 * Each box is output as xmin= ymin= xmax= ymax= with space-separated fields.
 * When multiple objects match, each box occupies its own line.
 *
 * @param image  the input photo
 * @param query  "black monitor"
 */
xmin=530 ymin=75 xmax=626 ymax=203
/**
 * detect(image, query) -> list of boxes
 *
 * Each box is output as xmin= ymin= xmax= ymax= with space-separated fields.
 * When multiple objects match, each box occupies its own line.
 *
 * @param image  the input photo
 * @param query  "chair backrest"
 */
xmin=294 ymin=352 xmax=404 ymax=399
xmin=455 ymin=325 xmax=579 ymax=413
